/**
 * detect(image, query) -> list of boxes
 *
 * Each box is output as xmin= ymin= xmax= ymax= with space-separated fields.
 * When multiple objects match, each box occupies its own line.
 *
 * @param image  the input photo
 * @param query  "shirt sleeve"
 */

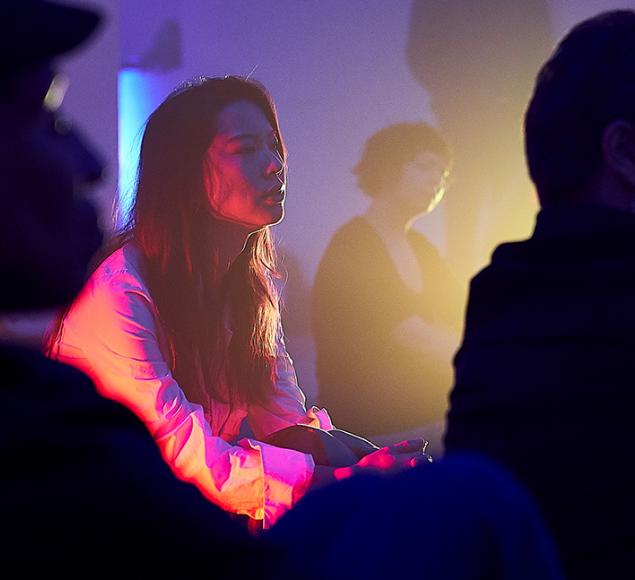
xmin=248 ymin=326 xmax=335 ymax=440
xmin=58 ymin=272 xmax=314 ymax=528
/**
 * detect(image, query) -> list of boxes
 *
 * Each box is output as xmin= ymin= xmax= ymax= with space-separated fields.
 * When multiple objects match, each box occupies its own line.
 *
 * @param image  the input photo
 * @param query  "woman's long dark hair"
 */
xmin=48 ymin=76 xmax=286 ymax=407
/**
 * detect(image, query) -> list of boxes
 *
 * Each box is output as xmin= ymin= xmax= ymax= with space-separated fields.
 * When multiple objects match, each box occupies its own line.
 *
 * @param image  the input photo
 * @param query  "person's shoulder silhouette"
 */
xmin=445 ymin=10 xmax=635 ymax=580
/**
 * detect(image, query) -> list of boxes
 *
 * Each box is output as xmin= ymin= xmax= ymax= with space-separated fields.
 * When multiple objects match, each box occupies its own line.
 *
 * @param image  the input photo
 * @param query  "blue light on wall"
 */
xmin=117 ymin=70 xmax=151 ymax=228
xmin=117 ymin=19 xmax=182 ymax=228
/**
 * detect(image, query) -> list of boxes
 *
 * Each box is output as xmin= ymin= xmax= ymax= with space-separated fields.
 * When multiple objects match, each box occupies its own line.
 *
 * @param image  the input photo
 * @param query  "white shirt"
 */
xmin=53 ymin=243 xmax=332 ymax=528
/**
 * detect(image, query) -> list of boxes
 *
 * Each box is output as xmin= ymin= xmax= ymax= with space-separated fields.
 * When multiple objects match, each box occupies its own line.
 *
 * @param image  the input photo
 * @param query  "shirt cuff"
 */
xmin=299 ymin=406 xmax=335 ymax=431
xmin=240 ymin=438 xmax=315 ymax=529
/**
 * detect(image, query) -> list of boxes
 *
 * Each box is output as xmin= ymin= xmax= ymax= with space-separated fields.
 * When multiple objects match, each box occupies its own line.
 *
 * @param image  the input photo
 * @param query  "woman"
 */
xmin=312 ymin=123 xmax=466 ymax=457
xmin=47 ymin=76 xmax=427 ymax=529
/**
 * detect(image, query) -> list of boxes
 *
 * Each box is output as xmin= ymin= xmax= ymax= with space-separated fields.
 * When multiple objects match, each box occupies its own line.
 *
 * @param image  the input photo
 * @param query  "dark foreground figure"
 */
xmin=267 ymin=453 xmax=564 ymax=580
xmin=445 ymin=10 xmax=635 ymax=580
xmin=0 ymin=2 xmax=269 ymax=577
xmin=2 ymin=344 xmax=272 ymax=577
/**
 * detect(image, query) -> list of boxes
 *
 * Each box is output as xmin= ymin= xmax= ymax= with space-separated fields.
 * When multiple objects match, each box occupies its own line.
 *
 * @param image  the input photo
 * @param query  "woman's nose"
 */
xmin=265 ymin=148 xmax=285 ymax=177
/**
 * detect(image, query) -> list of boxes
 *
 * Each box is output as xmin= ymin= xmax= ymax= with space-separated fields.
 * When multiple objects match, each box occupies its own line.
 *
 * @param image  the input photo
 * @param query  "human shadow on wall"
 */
xmin=407 ymin=0 xmax=554 ymax=284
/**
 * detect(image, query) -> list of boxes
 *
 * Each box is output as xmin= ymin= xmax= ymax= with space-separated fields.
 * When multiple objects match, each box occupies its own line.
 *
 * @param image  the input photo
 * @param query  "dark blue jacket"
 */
xmin=445 ymin=204 xmax=635 ymax=580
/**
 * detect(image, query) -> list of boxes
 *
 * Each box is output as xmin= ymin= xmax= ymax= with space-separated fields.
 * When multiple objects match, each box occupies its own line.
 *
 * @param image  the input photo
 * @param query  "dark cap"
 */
xmin=0 ymin=0 xmax=101 ymax=77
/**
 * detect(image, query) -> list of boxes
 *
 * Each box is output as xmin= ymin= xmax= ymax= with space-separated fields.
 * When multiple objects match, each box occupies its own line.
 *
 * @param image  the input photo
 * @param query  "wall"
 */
xmin=116 ymin=0 xmax=635 ymax=401
xmin=4 ymin=0 xmax=633 ymax=397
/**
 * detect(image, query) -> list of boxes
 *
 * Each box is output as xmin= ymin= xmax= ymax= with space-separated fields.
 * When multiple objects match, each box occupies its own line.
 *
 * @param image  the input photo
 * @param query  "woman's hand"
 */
xmin=334 ymin=438 xmax=432 ymax=481
xmin=309 ymin=438 xmax=432 ymax=491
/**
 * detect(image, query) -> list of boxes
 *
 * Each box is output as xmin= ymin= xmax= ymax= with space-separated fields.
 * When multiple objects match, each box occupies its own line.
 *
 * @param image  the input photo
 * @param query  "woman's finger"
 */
xmin=392 ymin=438 xmax=426 ymax=453
xmin=407 ymin=454 xmax=434 ymax=468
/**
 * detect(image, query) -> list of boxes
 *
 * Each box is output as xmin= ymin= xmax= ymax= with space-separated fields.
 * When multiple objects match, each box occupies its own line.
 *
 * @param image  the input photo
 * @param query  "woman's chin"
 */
xmin=265 ymin=205 xmax=285 ymax=227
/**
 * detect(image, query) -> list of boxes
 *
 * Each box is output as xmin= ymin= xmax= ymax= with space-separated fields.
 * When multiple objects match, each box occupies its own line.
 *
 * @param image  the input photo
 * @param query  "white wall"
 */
xmin=64 ymin=0 xmax=120 ymax=229
xmin=5 ymin=0 xmax=634 ymax=393
xmin=118 ymin=0 xmax=444 ymax=398
xmin=116 ymin=0 xmax=635 ymax=400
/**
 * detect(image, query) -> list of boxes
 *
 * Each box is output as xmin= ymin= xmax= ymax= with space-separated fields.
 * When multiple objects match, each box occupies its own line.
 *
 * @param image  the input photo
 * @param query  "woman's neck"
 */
xmin=203 ymin=216 xmax=251 ymax=281
xmin=363 ymin=196 xmax=418 ymax=242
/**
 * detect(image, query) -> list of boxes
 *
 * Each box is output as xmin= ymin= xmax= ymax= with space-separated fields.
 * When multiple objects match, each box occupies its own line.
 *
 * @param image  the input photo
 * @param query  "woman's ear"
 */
xmin=602 ymin=120 xmax=635 ymax=187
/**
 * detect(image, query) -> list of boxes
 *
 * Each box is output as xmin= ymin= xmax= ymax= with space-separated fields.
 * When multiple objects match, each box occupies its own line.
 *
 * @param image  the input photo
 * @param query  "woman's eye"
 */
xmin=231 ymin=144 xmax=256 ymax=155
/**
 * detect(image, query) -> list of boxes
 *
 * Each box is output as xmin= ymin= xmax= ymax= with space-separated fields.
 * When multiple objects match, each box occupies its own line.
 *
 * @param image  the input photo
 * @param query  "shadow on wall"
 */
xmin=407 ymin=0 xmax=554 ymax=284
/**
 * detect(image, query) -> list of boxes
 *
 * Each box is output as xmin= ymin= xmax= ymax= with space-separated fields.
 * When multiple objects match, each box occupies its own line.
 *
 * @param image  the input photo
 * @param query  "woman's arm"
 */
xmin=248 ymin=325 xmax=334 ymax=440
xmin=55 ymin=269 xmax=314 ymax=528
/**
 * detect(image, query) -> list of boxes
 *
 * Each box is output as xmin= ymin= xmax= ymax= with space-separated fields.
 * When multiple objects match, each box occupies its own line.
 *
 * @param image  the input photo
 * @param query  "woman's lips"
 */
xmin=263 ymin=185 xmax=285 ymax=203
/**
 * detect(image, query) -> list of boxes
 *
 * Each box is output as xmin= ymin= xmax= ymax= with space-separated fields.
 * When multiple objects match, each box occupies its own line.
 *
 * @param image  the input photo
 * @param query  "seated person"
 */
xmin=312 ymin=123 xmax=465 ymax=455
xmin=47 ymin=75 xmax=429 ymax=530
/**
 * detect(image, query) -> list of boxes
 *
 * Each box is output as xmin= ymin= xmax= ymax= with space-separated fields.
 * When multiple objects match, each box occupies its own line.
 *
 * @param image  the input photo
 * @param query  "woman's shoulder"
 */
xmin=331 ymin=216 xmax=375 ymax=240
xmin=64 ymin=243 xmax=155 ymax=331
xmin=322 ymin=216 xmax=381 ymax=258
xmin=314 ymin=217 xmax=388 ymax=290
xmin=90 ymin=242 xmax=147 ymax=292
xmin=82 ymin=242 xmax=150 ymax=300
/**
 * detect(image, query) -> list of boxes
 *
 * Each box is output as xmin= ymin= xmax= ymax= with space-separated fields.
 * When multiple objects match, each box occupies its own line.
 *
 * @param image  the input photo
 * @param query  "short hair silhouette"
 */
xmin=354 ymin=122 xmax=451 ymax=197
xmin=524 ymin=10 xmax=635 ymax=206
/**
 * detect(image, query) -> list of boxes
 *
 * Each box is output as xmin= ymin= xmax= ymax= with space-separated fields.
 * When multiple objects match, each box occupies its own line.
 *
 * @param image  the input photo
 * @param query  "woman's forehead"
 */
xmin=215 ymin=100 xmax=274 ymax=137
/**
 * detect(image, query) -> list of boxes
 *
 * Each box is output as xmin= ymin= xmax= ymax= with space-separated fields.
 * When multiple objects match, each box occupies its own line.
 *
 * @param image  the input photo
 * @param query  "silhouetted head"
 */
xmin=132 ymin=75 xmax=287 ymax=263
xmin=525 ymin=10 xmax=635 ymax=208
xmin=354 ymin=122 xmax=452 ymax=214
xmin=0 ymin=1 xmax=104 ymax=312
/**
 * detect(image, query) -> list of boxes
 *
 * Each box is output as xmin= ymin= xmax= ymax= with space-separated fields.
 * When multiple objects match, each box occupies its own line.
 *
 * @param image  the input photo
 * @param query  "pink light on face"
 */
xmin=204 ymin=100 xmax=286 ymax=234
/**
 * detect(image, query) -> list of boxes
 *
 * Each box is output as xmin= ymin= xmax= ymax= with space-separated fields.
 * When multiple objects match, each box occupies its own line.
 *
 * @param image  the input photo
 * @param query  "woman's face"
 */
xmin=394 ymin=150 xmax=448 ymax=216
xmin=204 ymin=100 xmax=286 ymax=232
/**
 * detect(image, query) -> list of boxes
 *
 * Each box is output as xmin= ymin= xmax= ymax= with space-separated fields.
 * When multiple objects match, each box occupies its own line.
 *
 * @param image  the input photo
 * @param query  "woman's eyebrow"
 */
xmin=219 ymin=133 xmax=257 ymax=143
xmin=222 ymin=130 xmax=277 ymax=143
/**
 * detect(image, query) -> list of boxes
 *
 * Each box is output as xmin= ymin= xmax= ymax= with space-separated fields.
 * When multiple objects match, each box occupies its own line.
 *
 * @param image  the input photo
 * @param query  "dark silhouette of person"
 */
xmin=267 ymin=452 xmax=564 ymax=580
xmin=312 ymin=123 xmax=465 ymax=456
xmin=444 ymin=10 xmax=635 ymax=580
xmin=407 ymin=0 xmax=553 ymax=284
xmin=0 ymin=2 xmax=274 ymax=576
